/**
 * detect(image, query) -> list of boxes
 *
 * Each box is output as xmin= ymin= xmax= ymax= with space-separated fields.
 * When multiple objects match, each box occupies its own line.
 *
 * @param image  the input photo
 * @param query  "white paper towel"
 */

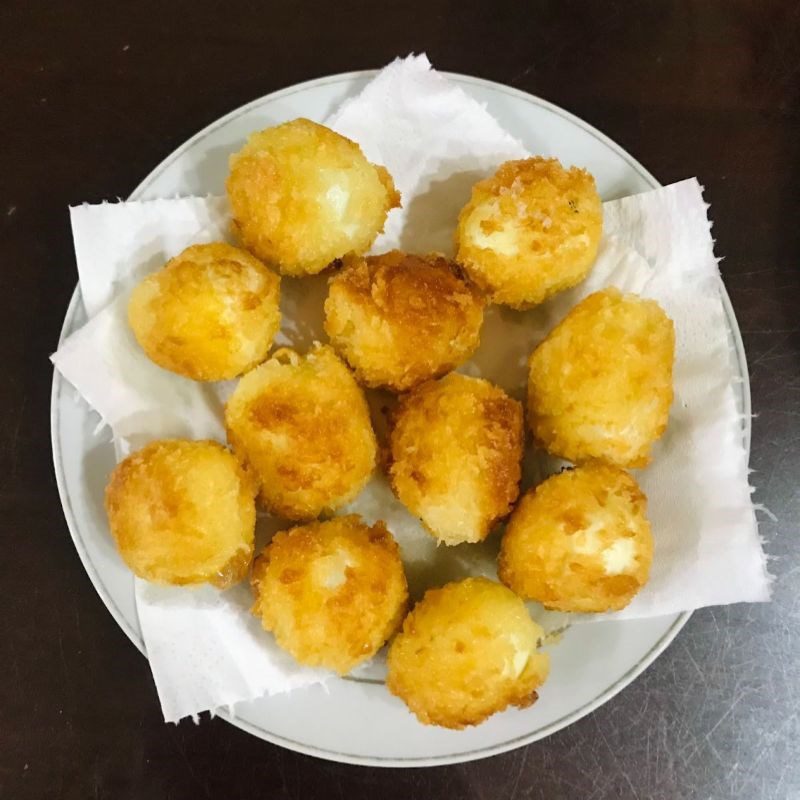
xmin=327 ymin=54 xmax=528 ymax=254
xmin=546 ymin=180 xmax=770 ymax=618
xmin=52 ymin=54 xmax=769 ymax=722
xmin=57 ymin=198 xmax=332 ymax=722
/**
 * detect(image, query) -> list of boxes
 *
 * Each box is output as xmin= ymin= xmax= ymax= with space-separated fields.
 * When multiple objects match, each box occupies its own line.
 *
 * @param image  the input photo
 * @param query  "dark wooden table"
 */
xmin=2 ymin=1 xmax=798 ymax=798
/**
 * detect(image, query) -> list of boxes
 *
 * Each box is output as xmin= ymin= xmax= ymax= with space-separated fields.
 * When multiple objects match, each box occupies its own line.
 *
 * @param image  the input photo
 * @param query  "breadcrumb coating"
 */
xmin=528 ymin=288 xmax=675 ymax=467
xmin=324 ymin=250 xmax=485 ymax=391
xmin=225 ymin=344 xmax=377 ymax=520
xmin=104 ymin=439 xmax=256 ymax=587
xmin=389 ymin=374 xmax=524 ymax=545
xmin=128 ymin=242 xmax=281 ymax=381
xmin=226 ymin=118 xmax=400 ymax=276
xmin=455 ymin=157 xmax=602 ymax=308
xmin=387 ymin=577 xmax=549 ymax=729
xmin=251 ymin=515 xmax=408 ymax=674
xmin=499 ymin=462 xmax=653 ymax=612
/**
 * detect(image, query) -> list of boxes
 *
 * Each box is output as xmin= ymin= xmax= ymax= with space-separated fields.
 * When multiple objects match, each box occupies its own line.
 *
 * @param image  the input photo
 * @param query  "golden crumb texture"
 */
xmin=104 ymin=439 xmax=257 ymax=587
xmin=389 ymin=374 xmax=524 ymax=545
xmin=225 ymin=343 xmax=377 ymax=520
xmin=251 ymin=515 xmax=408 ymax=674
xmin=226 ymin=118 xmax=401 ymax=276
xmin=528 ymin=287 xmax=675 ymax=467
xmin=127 ymin=242 xmax=281 ymax=381
xmin=499 ymin=462 xmax=654 ymax=612
xmin=324 ymin=250 xmax=485 ymax=391
xmin=455 ymin=157 xmax=603 ymax=308
xmin=387 ymin=577 xmax=549 ymax=729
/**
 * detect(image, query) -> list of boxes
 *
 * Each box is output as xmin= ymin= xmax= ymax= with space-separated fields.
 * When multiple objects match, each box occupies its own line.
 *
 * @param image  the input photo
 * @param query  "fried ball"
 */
xmin=323 ymin=250 xmax=485 ymax=391
xmin=127 ymin=242 xmax=280 ymax=381
xmin=225 ymin=344 xmax=377 ymax=520
xmin=226 ymin=118 xmax=400 ymax=276
xmin=386 ymin=577 xmax=549 ymax=729
xmin=528 ymin=288 xmax=675 ymax=467
xmin=455 ymin=157 xmax=603 ymax=308
xmin=499 ymin=462 xmax=653 ymax=612
xmin=104 ymin=439 xmax=256 ymax=587
xmin=251 ymin=515 xmax=408 ymax=674
xmin=389 ymin=374 xmax=523 ymax=545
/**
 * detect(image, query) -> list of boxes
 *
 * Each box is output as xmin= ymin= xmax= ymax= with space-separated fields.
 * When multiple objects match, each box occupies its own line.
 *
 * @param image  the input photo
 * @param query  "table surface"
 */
xmin=2 ymin=1 xmax=798 ymax=798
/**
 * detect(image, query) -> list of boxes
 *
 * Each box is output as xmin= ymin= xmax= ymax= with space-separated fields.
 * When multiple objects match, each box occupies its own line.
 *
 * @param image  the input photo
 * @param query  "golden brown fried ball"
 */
xmin=455 ymin=157 xmax=603 ymax=308
xmin=225 ymin=344 xmax=377 ymax=520
xmin=127 ymin=242 xmax=281 ymax=381
xmin=389 ymin=374 xmax=523 ymax=545
xmin=251 ymin=515 xmax=408 ymax=674
xmin=104 ymin=439 xmax=256 ymax=587
xmin=528 ymin=288 xmax=675 ymax=467
xmin=386 ymin=577 xmax=549 ymax=729
xmin=323 ymin=250 xmax=485 ymax=391
xmin=226 ymin=118 xmax=400 ymax=276
xmin=499 ymin=462 xmax=653 ymax=612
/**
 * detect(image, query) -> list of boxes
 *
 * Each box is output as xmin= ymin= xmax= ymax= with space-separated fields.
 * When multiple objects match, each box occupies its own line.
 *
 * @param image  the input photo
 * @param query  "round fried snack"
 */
xmin=324 ymin=250 xmax=485 ymax=391
xmin=455 ymin=157 xmax=603 ymax=308
xmin=128 ymin=242 xmax=281 ymax=381
xmin=387 ymin=577 xmax=549 ymax=729
xmin=498 ymin=462 xmax=653 ymax=612
xmin=226 ymin=118 xmax=400 ymax=276
xmin=389 ymin=374 xmax=523 ymax=545
xmin=528 ymin=288 xmax=675 ymax=467
xmin=251 ymin=515 xmax=408 ymax=674
xmin=104 ymin=439 xmax=256 ymax=587
xmin=225 ymin=344 xmax=377 ymax=520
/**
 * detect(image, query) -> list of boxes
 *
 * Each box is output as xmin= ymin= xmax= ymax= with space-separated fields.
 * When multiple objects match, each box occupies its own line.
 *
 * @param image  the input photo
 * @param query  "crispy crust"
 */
xmin=127 ymin=242 xmax=281 ymax=381
xmin=527 ymin=288 xmax=675 ymax=467
xmin=455 ymin=157 xmax=603 ymax=308
xmin=386 ymin=577 xmax=549 ymax=729
xmin=498 ymin=462 xmax=654 ymax=612
xmin=224 ymin=344 xmax=377 ymax=520
xmin=226 ymin=118 xmax=400 ymax=276
xmin=104 ymin=439 xmax=257 ymax=587
xmin=324 ymin=250 xmax=485 ymax=391
xmin=388 ymin=373 xmax=524 ymax=545
xmin=251 ymin=515 xmax=408 ymax=674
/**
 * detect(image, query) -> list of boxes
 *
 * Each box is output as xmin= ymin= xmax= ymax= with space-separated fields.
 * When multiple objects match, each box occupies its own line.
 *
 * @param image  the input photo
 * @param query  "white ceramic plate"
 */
xmin=51 ymin=71 xmax=751 ymax=767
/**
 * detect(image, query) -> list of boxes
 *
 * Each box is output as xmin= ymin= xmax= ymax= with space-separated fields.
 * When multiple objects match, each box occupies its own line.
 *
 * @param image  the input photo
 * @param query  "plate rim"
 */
xmin=50 ymin=68 xmax=752 ymax=767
